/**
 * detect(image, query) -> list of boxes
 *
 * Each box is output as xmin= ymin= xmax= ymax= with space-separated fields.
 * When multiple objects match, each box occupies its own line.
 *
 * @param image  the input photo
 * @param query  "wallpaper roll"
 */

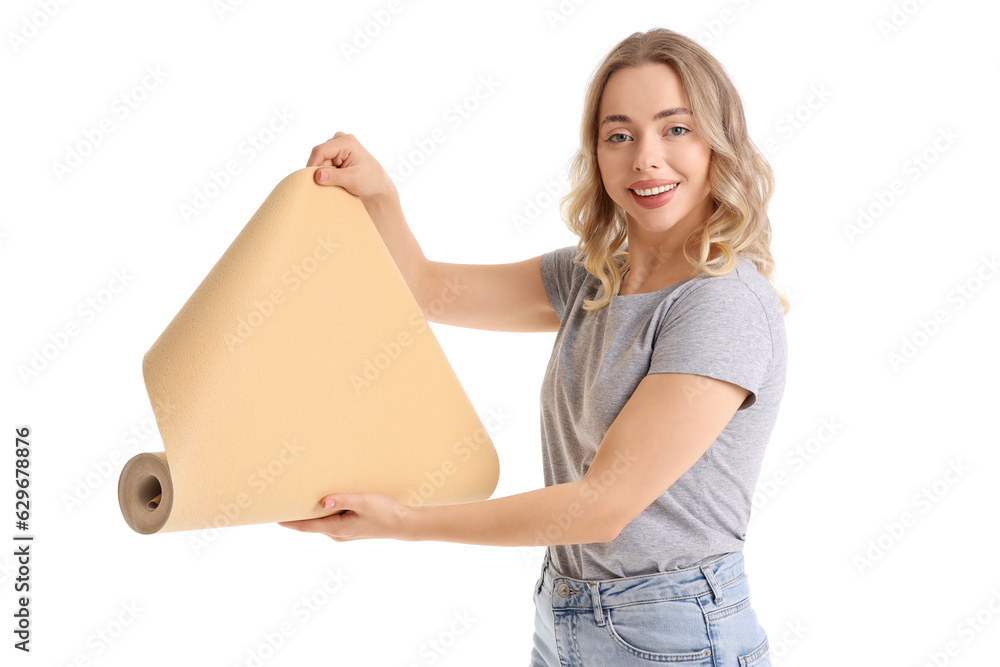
xmin=118 ymin=167 xmax=499 ymax=534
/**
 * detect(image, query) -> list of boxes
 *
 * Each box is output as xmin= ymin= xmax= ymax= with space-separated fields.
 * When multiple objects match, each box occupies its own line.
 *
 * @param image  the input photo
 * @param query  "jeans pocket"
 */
xmin=738 ymin=636 xmax=770 ymax=666
xmin=604 ymin=599 xmax=713 ymax=663
xmin=703 ymin=587 xmax=770 ymax=666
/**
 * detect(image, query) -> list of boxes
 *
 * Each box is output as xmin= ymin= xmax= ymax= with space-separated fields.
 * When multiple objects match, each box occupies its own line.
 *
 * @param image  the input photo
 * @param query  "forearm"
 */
xmin=401 ymin=480 xmax=617 ymax=547
xmin=361 ymin=191 xmax=431 ymax=304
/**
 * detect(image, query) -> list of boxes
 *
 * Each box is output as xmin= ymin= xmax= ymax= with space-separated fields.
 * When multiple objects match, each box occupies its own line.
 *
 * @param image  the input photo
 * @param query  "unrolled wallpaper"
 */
xmin=118 ymin=167 xmax=499 ymax=534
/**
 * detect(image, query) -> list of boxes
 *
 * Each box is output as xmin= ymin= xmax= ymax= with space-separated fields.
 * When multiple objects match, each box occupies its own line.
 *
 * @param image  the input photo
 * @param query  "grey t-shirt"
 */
xmin=539 ymin=245 xmax=787 ymax=579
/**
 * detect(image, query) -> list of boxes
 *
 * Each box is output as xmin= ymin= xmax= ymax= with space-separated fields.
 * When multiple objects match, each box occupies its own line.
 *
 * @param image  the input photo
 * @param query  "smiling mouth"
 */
xmin=631 ymin=183 xmax=678 ymax=197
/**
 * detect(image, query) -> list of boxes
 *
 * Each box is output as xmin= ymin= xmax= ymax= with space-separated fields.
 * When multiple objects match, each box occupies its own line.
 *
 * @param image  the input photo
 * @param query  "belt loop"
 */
xmin=700 ymin=562 xmax=724 ymax=604
xmin=536 ymin=551 xmax=549 ymax=596
xmin=587 ymin=582 xmax=605 ymax=626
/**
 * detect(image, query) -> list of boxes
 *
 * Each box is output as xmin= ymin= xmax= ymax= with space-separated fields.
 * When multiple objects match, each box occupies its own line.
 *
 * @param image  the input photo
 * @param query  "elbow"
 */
xmin=598 ymin=527 xmax=620 ymax=544
xmin=576 ymin=478 xmax=624 ymax=543
xmin=592 ymin=513 xmax=623 ymax=543
xmin=598 ymin=524 xmax=621 ymax=544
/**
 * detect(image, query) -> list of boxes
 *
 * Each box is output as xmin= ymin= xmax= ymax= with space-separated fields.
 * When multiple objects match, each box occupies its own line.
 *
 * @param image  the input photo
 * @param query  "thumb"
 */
xmin=321 ymin=493 xmax=352 ymax=514
xmin=313 ymin=166 xmax=341 ymax=186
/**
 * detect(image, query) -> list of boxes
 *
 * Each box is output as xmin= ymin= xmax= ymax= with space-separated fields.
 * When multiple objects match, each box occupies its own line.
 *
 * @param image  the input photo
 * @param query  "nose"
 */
xmin=632 ymin=132 xmax=663 ymax=172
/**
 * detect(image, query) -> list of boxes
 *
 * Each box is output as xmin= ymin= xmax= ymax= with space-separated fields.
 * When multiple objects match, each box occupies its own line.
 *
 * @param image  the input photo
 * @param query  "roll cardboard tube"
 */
xmin=118 ymin=167 xmax=499 ymax=534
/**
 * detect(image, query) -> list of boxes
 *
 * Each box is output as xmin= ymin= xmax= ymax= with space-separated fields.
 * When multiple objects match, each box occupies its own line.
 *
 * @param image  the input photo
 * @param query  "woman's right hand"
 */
xmin=306 ymin=132 xmax=397 ymax=203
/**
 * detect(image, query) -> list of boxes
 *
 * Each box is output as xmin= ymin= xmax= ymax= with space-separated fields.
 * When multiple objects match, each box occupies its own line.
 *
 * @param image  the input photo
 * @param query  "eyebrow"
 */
xmin=600 ymin=107 xmax=692 ymax=127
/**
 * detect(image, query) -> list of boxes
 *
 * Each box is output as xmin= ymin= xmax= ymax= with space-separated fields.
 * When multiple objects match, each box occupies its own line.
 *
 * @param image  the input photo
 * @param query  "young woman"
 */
xmin=280 ymin=27 xmax=787 ymax=666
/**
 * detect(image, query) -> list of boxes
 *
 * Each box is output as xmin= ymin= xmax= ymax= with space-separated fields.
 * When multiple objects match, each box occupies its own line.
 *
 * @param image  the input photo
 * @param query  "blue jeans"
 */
xmin=529 ymin=550 xmax=771 ymax=666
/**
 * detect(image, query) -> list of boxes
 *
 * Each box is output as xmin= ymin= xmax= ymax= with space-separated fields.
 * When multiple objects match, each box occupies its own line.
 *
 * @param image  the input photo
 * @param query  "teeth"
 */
xmin=633 ymin=183 xmax=677 ymax=196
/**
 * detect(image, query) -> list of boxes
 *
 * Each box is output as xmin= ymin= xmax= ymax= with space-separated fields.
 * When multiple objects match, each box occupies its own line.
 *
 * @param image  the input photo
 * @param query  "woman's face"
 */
xmin=596 ymin=63 xmax=714 ymax=248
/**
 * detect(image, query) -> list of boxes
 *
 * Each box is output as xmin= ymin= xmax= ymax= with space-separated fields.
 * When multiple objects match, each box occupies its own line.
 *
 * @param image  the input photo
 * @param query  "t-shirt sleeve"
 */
xmin=648 ymin=280 xmax=773 ymax=411
xmin=539 ymin=245 xmax=579 ymax=322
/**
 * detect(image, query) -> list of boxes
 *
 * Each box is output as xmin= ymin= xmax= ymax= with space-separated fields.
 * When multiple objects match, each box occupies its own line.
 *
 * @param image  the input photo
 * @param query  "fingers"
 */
xmin=277 ymin=518 xmax=327 ymax=532
xmin=277 ymin=508 xmax=350 ymax=532
xmin=306 ymin=132 xmax=354 ymax=168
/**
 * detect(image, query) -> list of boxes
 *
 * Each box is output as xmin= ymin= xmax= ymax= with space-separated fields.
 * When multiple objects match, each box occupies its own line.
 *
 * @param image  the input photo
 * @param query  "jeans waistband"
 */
xmin=538 ymin=550 xmax=745 ymax=627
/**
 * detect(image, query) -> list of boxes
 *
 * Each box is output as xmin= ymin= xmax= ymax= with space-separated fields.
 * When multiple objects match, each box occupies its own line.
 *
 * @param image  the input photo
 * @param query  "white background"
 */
xmin=3 ymin=0 xmax=999 ymax=665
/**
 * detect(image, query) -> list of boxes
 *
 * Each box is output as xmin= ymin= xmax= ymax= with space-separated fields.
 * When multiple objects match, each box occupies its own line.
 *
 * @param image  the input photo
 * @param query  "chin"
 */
xmin=629 ymin=211 xmax=683 ymax=232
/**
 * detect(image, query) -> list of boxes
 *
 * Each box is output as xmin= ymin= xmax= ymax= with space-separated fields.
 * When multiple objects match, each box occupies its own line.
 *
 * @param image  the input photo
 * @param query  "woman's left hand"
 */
xmin=277 ymin=492 xmax=415 ymax=541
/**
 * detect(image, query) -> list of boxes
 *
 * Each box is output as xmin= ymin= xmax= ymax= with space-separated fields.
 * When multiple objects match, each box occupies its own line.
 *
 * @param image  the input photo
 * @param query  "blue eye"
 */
xmin=604 ymin=127 xmax=689 ymax=144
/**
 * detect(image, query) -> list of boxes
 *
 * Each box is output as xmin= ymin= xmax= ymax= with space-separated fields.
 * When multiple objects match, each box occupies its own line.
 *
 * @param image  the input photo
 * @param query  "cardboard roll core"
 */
xmin=118 ymin=453 xmax=173 ymax=535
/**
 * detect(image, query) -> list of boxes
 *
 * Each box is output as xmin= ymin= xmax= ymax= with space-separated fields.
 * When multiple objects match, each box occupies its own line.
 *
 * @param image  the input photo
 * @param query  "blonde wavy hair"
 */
xmin=559 ymin=28 xmax=790 ymax=315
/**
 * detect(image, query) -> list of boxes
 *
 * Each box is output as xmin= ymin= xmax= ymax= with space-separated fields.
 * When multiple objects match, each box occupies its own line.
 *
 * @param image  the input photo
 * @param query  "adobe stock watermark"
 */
xmin=178 ymin=106 xmax=295 ymax=223
xmin=752 ymin=416 xmax=843 ymax=513
xmin=510 ymin=171 xmax=570 ymax=234
xmin=404 ymin=609 xmax=477 ymax=667
xmin=339 ymin=0 xmax=415 ymax=63
xmin=520 ymin=543 xmax=548 ymax=570
xmin=877 ymin=0 xmax=931 ymax=40
xmin=62 ymin=404 xmax=175 ymax=515
xmin=188 ymin=438 xmax=307 ymax=556
xmin=775 ymin=281 xmax=799 ymax=310
xmin=620 ymin=235 xmax=799 ymax=314
xmin=17 ymin=268 xmax=134 ymax=386
xmin=387 ymin=75 xmax=500 ymax=187
xmin=544 ymin=0 xmax=591 ymax=30
xmin=51 ymin=65 xmax=167 ymax=183
xmin=350 ymin=276 xmax=466 ymax=395
xmin=534 ymin=448 xmax=639 ymax=546
xmin=918 ymin=587 xmax=1000 ymax=667
xmin=842 ymin=126 xmax=959 ymax=244
xmin=620 ymin=235 xmax=676 ymax=284
xmin=8 ymin=0 xmax=73 ymax=54
xmin=55 ymin=600 xmax=144 ymax=665
xmin=224 ymin=235 xmax=341 ymax=353
xmin=759 ymin=85 xmax=833 ymax=158
xmin=233 ymin=566 xmax=350 ymax=667
xmin=853 ymin=458 xmax=970 ymax=575
xmin=213 ymin=0 xmax=251 ymax=20
xmin=404 ymin=405 xmax=511 ymax=508
xmin=693 ymin=0 xmax=753 ymax=48
xmin=678 ymin=348 xmax=745 ymax=405
xmin=768 ymin=619 xmax=808 ymax=665
xmin=886 ymin=254 xmax=998 ymax=372
xmin=517 ymin=439 xmax=692 ymax=567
